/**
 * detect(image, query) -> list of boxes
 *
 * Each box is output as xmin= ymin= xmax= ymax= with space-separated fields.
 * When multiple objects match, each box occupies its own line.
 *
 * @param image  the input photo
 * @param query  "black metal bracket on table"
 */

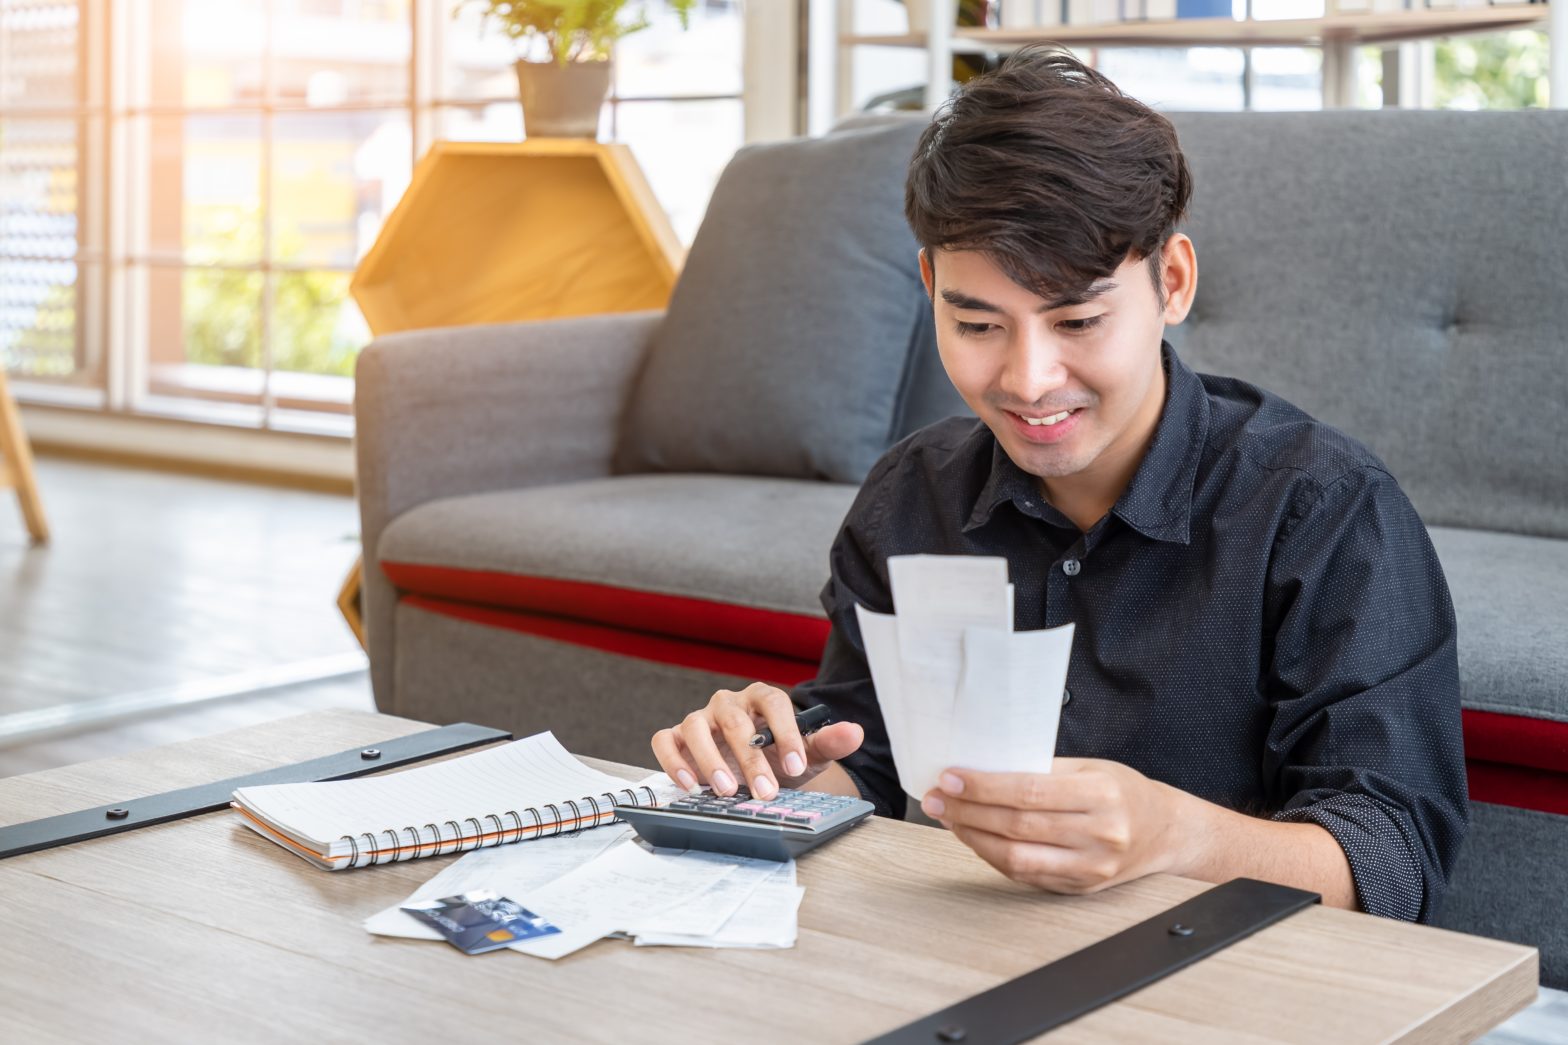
xmin=0 ymin=721 xmax=511 ymax=861
xmin=863 ymin=877 xmax=1321 ymax=1045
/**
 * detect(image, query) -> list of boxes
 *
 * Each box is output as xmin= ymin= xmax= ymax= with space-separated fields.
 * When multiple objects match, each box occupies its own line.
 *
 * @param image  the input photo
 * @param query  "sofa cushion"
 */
xmin=377 ymin=474 xmax=857 ymax=663
xmin=1429 ymin=525 xmax=1568 ymax=725
xmin=1429 ymin=525 xmax=1568 ymax=814
xmin=612 ymin=120 xmax=938 ymax=483
xmin=1165 ymin=111 xmax=1568 ymax=540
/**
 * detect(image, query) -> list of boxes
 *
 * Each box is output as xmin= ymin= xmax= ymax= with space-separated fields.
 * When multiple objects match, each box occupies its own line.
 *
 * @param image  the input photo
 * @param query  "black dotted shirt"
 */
xmin=793 ymin=344 xmax=1468 ymax=924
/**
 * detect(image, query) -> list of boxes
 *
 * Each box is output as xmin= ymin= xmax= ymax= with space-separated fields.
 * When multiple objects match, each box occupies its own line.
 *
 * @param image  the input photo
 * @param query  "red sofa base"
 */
xmin=1463 ymin=709 xmax=1568 ymax=816
xmin=403 ymin=595 xmax=820 ymax=688
xmin=392 ymin=574 xmax=1568 ymax=820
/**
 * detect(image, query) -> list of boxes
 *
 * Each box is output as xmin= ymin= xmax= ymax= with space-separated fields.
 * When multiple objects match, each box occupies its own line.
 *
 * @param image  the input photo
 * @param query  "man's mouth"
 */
xmin=1004 ymin=407 xmax=1085 ymax=444
xmin=1017 ymin=409 xmax=1076 ymax=427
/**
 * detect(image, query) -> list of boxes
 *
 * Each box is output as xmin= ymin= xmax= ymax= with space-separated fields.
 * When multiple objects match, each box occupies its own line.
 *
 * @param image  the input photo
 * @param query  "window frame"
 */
xmin=3 ymin=0 xmax=753 ymax=437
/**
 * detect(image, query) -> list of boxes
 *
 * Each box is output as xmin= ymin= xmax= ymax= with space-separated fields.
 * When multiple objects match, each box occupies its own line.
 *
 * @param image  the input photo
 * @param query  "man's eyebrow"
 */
xmin=939 ymin=280 xmax=1118 ymax=313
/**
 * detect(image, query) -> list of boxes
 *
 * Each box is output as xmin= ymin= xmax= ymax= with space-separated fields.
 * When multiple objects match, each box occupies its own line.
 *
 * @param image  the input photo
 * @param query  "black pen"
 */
xmin=749 ymin=703 xmax=833 ymax=749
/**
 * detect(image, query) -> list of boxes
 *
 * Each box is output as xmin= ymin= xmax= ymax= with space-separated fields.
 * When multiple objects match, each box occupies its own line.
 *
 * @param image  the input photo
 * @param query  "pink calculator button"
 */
xmin=735 ymin=802 xmax=764 ymax=812
xmin=763 ymin=805 xmax=792 ymax=815
xmin=793 ymin=810 xmax=822 ymax=821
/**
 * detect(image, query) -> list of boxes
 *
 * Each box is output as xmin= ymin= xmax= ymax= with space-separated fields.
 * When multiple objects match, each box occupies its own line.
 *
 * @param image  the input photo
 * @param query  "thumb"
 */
xmin=803 ymin=721 xmax=864 ymax=769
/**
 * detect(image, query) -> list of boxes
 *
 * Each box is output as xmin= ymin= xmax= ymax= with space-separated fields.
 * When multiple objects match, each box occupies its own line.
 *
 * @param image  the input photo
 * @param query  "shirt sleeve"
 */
xmin=1262 ymin=466 xmax=1469 ymax=924
xmin=791 ymin=455 xmax=908 ymax=820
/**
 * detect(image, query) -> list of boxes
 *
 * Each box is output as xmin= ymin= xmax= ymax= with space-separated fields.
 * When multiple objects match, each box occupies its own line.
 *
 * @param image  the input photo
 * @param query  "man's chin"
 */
xmin=994 ymin=428 xmax=1089 ymax=480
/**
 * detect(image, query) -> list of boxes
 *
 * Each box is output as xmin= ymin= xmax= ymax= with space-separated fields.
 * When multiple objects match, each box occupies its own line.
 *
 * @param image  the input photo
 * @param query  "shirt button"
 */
xmin=1061 ymin=688 xmax=1072 ymax=706
xmin=1062 ymin=559 xmax=1081 ymax=576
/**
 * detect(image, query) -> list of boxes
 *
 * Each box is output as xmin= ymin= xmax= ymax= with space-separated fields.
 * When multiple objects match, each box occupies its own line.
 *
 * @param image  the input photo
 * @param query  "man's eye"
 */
xmin=1060 ymin=315 xmax=1104 ymax=333
xmin=955 ymin=321 xmax=996 ymax=337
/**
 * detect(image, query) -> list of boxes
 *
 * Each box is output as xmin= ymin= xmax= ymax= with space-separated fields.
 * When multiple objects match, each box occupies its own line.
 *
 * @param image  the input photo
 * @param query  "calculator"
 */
xmin=614 ymin=786 xmax=875 ymax=862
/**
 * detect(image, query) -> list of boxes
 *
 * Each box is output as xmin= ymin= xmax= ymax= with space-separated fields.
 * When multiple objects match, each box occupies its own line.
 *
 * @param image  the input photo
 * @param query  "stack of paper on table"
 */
xmin=367 ymin=775 xmax=804 ymax=958
xmin=856 ymin=555 xmax=1075 ymax=800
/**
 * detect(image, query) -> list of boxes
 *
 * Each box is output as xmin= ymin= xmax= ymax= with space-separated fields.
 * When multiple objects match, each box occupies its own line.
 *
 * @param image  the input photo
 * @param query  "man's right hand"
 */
xmin=650 ymin=682 xmax=865 ymax=801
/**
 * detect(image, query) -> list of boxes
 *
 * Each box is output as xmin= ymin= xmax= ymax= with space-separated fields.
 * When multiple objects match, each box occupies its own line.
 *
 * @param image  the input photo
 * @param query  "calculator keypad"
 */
xmin=663 ymin=787 xmax=864 ymax=833
xmin=615 ymin=784 xmax=875 ymax=861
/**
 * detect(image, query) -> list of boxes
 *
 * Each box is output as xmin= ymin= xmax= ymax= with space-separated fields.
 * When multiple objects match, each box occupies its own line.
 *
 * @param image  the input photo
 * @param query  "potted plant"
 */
xmin=460 ymin=0 xmax=697 ymax=139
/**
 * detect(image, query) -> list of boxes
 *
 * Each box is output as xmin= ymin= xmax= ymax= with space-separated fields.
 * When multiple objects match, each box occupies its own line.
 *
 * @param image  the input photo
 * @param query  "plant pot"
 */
xmin=903 ymin=0 xmax=996 ymax=32
xmin=515 ymin=58 xmax=612 ymax=139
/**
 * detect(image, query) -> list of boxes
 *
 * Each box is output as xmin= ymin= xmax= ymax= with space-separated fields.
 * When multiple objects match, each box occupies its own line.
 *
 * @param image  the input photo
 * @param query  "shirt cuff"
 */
xmin=1272 ymin=792 xmax=1426 ymax=922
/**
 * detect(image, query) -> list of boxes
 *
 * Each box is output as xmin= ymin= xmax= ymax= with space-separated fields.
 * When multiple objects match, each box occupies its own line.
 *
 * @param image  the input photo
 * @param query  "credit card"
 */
xmin=401 ymin=890 xmax=562 ymax=954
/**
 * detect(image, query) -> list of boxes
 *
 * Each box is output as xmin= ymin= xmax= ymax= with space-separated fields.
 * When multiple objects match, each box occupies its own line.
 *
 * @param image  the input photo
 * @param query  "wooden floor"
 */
xmin=0 ymin=454 xmax=374 ymax=777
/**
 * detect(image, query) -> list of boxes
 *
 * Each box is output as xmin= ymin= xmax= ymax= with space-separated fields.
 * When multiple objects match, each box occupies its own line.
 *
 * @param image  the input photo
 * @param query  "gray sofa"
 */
xmin=355 ymin=111 xmax=1568 ymax=985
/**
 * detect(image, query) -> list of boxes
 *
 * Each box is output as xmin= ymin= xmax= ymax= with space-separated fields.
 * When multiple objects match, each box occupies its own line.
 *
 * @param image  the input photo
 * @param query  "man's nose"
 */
xmin=997 ymin=332 xmax=1068 ymax=406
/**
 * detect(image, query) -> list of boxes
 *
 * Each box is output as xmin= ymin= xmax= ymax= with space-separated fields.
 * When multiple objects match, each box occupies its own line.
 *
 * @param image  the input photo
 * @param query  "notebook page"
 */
xmin=233 ymin=732 xmax=644 ymax=846
xmin=363 ymin=774 xmax=680 ymax=938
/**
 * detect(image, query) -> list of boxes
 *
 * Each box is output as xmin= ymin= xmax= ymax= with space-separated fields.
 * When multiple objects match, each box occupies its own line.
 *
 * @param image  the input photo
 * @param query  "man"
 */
xmin=650 ymin=47 xmax=1467 ymax=922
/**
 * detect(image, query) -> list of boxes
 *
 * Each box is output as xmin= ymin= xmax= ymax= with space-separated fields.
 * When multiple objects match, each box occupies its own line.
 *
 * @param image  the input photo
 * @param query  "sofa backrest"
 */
xmin=613 ymin=118 xmax=955 ymax=484
xmin=1165 ymin=111 xmax=1568 ymax=540
xmin=616 ymin=110 xmax=1567 ymax=537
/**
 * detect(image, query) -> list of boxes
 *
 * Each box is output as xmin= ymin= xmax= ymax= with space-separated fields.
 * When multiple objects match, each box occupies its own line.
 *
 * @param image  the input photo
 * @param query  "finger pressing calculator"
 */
xmin=614 ymin=786 xmax=875 ymax=861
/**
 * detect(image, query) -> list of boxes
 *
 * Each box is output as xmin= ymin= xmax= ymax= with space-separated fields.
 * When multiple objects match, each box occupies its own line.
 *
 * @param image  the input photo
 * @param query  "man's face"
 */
xmin=920 ymin=242 xmax=1191 ymax=486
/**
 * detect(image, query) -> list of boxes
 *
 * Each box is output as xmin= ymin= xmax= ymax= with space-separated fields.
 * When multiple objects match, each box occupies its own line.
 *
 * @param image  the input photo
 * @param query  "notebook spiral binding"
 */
xmin=338 ymin=784 xmax=658 ymax=868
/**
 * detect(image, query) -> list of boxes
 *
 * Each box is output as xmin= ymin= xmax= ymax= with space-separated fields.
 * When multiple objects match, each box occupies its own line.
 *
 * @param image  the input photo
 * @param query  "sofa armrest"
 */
xmin=355 ymin=309 xmax=660 ymax=539
xmin=353 ymin=309 xmax=661 ymax=708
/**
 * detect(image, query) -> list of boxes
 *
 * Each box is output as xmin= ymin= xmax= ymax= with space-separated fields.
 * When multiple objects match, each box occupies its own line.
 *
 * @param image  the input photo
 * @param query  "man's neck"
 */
xmin=1039 ymin=361 xmax=1168 ymax=533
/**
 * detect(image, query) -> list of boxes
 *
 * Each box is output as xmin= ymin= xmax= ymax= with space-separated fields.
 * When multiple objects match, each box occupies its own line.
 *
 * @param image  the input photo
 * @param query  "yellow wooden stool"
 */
xmin=0 ymin=369 xmax=49 ymax=544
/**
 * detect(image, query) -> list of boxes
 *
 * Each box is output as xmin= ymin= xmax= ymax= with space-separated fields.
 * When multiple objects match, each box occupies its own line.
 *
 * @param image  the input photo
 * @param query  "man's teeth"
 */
xmin=1024 ymin=410 xmax=1073 ymax=427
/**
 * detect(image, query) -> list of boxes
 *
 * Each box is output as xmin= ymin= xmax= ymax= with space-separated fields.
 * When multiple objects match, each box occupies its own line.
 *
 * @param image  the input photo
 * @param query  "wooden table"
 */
xmin=0 ymin=710 xmax=1538 ymax=1043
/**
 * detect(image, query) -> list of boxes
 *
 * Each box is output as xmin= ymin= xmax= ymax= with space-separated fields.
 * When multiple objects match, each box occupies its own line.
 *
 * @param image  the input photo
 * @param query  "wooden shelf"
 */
xmin=844 ymin=6 xmax=1549 ymax=51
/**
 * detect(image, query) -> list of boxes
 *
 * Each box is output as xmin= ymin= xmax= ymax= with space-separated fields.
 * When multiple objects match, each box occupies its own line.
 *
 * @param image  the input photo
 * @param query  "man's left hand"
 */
xmin=921 ymin=759 xmax=1193 ymax=894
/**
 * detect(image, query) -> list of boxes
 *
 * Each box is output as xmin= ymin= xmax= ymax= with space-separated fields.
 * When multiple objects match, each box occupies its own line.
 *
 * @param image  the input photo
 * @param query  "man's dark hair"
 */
xmin=905 ymin=46 xmax=1192 ymax=306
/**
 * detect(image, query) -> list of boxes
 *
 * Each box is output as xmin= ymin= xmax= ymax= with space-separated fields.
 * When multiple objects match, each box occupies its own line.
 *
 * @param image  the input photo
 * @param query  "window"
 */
xmin=0 ymin=2 xmax=89 ymax=387
xmin=114 ymin=0 xmax=411 ymax=433
xmin=436 ymin=0 xmax=742 ymax=245
xmin=1 ymin=0 xmax=744 ymax=435
xmin=1433 ymin=31 xmax=1549 ymax=110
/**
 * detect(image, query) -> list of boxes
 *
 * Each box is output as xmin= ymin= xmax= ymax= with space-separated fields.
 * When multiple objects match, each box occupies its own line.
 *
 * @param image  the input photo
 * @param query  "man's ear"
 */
xmin=918 ymin=248 xmax=935 ymax=300
xmin=1160 ymin=234 xmax=1197 ymax=326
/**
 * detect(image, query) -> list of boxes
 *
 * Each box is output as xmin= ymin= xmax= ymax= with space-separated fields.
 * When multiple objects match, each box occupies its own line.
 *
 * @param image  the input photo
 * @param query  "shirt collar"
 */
xmin=964 ymin=438 xmax=1040 ymax=533
xmin=963 ymin=342 xmax=1209 ymax=544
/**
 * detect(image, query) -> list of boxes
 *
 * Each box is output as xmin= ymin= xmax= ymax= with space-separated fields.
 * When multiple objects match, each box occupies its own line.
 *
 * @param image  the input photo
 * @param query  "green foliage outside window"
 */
xmin=179 ymin=205 xmax=364 ymax=378
xmin=183 ymin=269 xmax=262 ymax=371
xmin=1433 ymin=31 xmax=1549 ymax=110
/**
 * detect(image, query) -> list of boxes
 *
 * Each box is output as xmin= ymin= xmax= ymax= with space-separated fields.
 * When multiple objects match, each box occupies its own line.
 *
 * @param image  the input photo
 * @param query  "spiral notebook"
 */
xmin=230 ymin=731 xmax=662 ymax=871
